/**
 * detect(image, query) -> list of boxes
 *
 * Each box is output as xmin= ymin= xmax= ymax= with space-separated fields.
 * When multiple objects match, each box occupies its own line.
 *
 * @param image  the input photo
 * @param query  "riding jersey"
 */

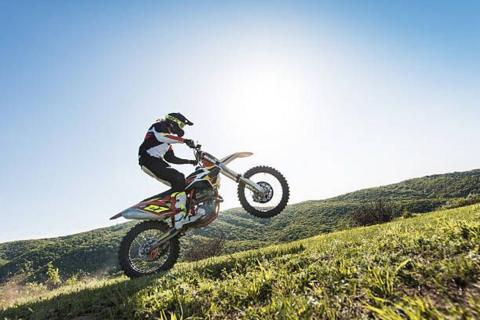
xmin=138 ymin=120 xmax=189 ymax=164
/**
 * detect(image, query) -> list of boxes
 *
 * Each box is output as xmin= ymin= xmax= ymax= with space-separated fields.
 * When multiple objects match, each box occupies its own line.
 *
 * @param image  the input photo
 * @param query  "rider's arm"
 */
xmin=163 ymin=147 xmax=192 ymax=165
xmin=149 ymin=122 xmax=187 ymax=144
xmin=151 ymin=128 xmax=185 ymax=144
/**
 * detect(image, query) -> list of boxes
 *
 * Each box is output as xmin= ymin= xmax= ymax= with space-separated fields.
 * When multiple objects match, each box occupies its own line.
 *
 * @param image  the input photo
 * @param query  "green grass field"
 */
xmin=1 ymin=204 xmax=479 ymax=319
xmin=2 ymin=168 xmax=479 ymax=284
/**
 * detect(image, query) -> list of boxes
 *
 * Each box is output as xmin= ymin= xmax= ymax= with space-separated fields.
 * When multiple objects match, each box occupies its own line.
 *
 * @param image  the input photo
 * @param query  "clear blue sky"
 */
xmin=1 ymin=0 xmax=479 ymax=242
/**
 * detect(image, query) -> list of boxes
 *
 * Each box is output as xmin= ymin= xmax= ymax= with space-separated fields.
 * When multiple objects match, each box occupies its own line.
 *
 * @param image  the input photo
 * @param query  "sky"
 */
xmin=0 ymin=0 xmax=479 ymax=242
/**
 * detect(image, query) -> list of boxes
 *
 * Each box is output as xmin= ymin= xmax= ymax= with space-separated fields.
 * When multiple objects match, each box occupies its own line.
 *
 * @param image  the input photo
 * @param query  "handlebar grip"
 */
xmin=184 ymin=139 xmax=196 ymax=148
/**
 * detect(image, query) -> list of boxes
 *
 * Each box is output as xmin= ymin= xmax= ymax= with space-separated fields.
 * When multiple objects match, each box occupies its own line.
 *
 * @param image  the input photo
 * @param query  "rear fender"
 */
xmin=110 ymin=208 xmax=172 ymax=220
xmin=110 ymin=198 xmax=176 ymax=220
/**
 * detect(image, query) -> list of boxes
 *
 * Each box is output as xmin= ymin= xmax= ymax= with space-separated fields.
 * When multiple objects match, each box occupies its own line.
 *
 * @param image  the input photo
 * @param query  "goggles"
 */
xmin=166 ymin=115 xmax=185 ymax=129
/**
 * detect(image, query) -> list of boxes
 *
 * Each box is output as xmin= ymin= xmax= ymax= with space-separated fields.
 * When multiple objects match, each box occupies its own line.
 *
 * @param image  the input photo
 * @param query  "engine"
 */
xmin=195 ymin=187 xmax=216 ymax=215
xmin=193 ymin=186 xmax=219 ymax=227
xmin=195 ymin=186 xmax=215 ymax=200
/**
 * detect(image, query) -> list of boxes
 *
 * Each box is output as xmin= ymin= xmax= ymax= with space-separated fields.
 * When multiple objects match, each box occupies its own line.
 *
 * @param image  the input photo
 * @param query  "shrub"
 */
xmin=351 ymin=200 xmax=399 ymax=226
xmin=64 ymin=274 xmax=79 ymax=286
xmin=45 ymin=262 xmax=61 ymax=288
xmin=442 ymin=194 xmax=480 ymax=210
xmin=402 ymin=208 xmax=414 ymax=219
xmin=400 ymin=199 xmax=446 ymax=213
xmin=183 ymin=235 xmax=226 ymax=262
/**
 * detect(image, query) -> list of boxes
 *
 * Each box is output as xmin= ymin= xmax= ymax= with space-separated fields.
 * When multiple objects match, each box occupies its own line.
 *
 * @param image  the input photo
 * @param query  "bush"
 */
xmin=399 ymin=199 xmax=446 ymax=213
xmin=442 ymin=194 xmax=480 ymax=210
xmin=402 ymin=208 xmax=414 ymax=219
xmin=64 ymin=274 xmax=79 ymax=286
xmin=351 ymin=200 xmax=399 ymax=226
xmin=45 ymin=262 xmax=61 ymax=288
xmin=183 ymin=235 xmax=226 ymax=262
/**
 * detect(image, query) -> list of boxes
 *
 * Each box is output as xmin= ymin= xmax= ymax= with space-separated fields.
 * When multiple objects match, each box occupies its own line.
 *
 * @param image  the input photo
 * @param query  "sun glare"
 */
xmin=210 ymin=57 xmax=315 ymax=143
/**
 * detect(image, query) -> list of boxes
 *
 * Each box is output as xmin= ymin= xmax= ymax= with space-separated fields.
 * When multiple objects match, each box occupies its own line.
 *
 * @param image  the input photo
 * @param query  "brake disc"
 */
xmin=253 ymin=181 xmax=274 ymax=203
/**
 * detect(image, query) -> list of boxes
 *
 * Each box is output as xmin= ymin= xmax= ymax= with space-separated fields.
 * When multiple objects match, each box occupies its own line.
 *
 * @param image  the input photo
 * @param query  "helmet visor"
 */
xmin=166 ymin=115 xmax=185 ymax=129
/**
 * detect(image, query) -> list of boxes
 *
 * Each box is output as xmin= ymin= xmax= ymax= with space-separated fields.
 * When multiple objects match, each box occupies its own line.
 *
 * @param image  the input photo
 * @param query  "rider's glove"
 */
xmin=188 ymin=159 xmax=198 ymax=166
xmin=184 ymin=139 xmax=195 ymax=148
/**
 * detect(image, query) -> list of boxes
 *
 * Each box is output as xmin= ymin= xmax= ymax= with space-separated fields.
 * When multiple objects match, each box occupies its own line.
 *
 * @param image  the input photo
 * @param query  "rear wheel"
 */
xmin=237 ymin=166 xmax=289 ymax=218
xmin=119 ymin=221 xmax=179 ymax=278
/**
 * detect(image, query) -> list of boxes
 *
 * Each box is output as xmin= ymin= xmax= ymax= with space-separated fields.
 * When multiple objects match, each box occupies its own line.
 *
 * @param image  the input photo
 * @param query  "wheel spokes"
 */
xmin=245 ymin=172 xmax=284 ymax=212
xmin=127 ymin=229 xmax=170 ymax=274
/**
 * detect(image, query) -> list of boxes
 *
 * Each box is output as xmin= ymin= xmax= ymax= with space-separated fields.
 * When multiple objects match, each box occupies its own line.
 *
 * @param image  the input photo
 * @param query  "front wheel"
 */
xmin=237 ymin=166 xmax=289 ymax=218
xmin=119 ymin=221 xmax=179 ymax=278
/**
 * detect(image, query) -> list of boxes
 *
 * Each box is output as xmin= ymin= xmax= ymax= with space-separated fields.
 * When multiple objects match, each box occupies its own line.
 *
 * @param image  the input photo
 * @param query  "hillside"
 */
xmin=1 ymin=168 xmax=479 ymax=283
xmin=336 ymin=168 xmax=480 ymax=201
xmin=1 ymin=204 xmax=479 ymax=319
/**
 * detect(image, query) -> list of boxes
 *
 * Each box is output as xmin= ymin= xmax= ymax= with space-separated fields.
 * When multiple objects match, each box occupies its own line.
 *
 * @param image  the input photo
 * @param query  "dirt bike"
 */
xmin=110 ymin=143 xmax=289 ymax=278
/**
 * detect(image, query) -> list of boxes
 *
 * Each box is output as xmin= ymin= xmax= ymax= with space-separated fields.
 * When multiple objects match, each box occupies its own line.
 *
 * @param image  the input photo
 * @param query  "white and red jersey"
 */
xmin=138 ymin=120 xmax=186 ymax=163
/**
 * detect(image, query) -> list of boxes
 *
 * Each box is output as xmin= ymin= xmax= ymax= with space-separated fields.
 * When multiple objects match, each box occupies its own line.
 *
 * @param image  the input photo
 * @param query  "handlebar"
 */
xmin=184 ymin=139 xmax=200 ymax=149
xmin=189 ymin=142 xmax=202 ymax=163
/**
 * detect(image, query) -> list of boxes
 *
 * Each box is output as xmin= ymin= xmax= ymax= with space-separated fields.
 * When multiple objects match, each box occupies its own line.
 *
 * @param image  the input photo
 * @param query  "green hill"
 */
xmin=336 ymin=168 xmax=480 ymax=201
xmin=1 ymin=168 xmax=479 ymax=283
xmin=1 ymin=204 xmax=479 ymax=319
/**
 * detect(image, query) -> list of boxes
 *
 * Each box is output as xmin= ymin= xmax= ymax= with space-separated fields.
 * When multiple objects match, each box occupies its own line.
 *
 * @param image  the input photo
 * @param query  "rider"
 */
xmin=138 ymin=113 xmax=203 ymax=229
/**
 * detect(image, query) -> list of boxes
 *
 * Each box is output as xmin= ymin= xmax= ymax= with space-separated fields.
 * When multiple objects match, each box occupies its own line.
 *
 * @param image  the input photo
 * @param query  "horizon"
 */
xmin=1 ymin=1 xmax=479 ymax=242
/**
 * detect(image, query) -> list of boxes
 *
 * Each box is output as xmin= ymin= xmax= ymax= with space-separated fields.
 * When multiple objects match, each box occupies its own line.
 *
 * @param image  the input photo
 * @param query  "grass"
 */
xmin=1 ymin=204 xmax=479 ymax=319
xmin=2 ymin=168 xmax=479 ymax=282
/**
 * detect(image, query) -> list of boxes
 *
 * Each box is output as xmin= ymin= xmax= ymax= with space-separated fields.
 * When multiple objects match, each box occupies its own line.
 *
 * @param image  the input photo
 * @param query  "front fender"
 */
xmin=220 ymin=152 xmax=253 ymax=165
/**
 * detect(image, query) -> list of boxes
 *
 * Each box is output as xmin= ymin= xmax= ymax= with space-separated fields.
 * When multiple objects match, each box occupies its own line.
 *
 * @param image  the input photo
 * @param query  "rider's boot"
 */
xmin=172 ymin=191 xmax=206 ymax=229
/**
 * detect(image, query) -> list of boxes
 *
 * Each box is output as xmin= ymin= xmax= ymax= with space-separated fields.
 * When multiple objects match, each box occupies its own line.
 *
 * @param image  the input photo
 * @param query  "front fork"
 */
xmin=150 ymin=228 xmax=181 ymax=251
xmin=218 ymin=163 xmax=265 ymax=193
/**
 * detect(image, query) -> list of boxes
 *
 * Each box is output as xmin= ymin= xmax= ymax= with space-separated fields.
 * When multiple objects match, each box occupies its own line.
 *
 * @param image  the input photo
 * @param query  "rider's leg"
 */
xmin=141 ymin=165 xmax=173 ymax=188
xmin=140 ymin=157 xmax=203 ymax=229
xmin=151 ymin=169 xmax=207 ymax=229
xmin=140 ymin=157 xmax=187 ymax=210
xmin=155 ymin=168 xmax=187 ymax=214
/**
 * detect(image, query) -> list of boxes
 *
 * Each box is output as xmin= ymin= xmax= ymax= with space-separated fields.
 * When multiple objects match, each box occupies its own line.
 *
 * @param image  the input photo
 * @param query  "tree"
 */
xmin=45 ymin=262 xmax=62 ymax=288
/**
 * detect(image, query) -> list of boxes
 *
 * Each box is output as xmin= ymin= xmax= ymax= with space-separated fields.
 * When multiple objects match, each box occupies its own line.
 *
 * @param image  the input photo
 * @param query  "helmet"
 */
xmin=165 ymin=112 xmax=194 ymax=137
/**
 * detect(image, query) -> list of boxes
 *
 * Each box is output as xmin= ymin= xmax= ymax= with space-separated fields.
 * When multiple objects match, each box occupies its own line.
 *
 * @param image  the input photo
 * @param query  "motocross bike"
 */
xmin=110 ymin=143 xmax=289 ymax=278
